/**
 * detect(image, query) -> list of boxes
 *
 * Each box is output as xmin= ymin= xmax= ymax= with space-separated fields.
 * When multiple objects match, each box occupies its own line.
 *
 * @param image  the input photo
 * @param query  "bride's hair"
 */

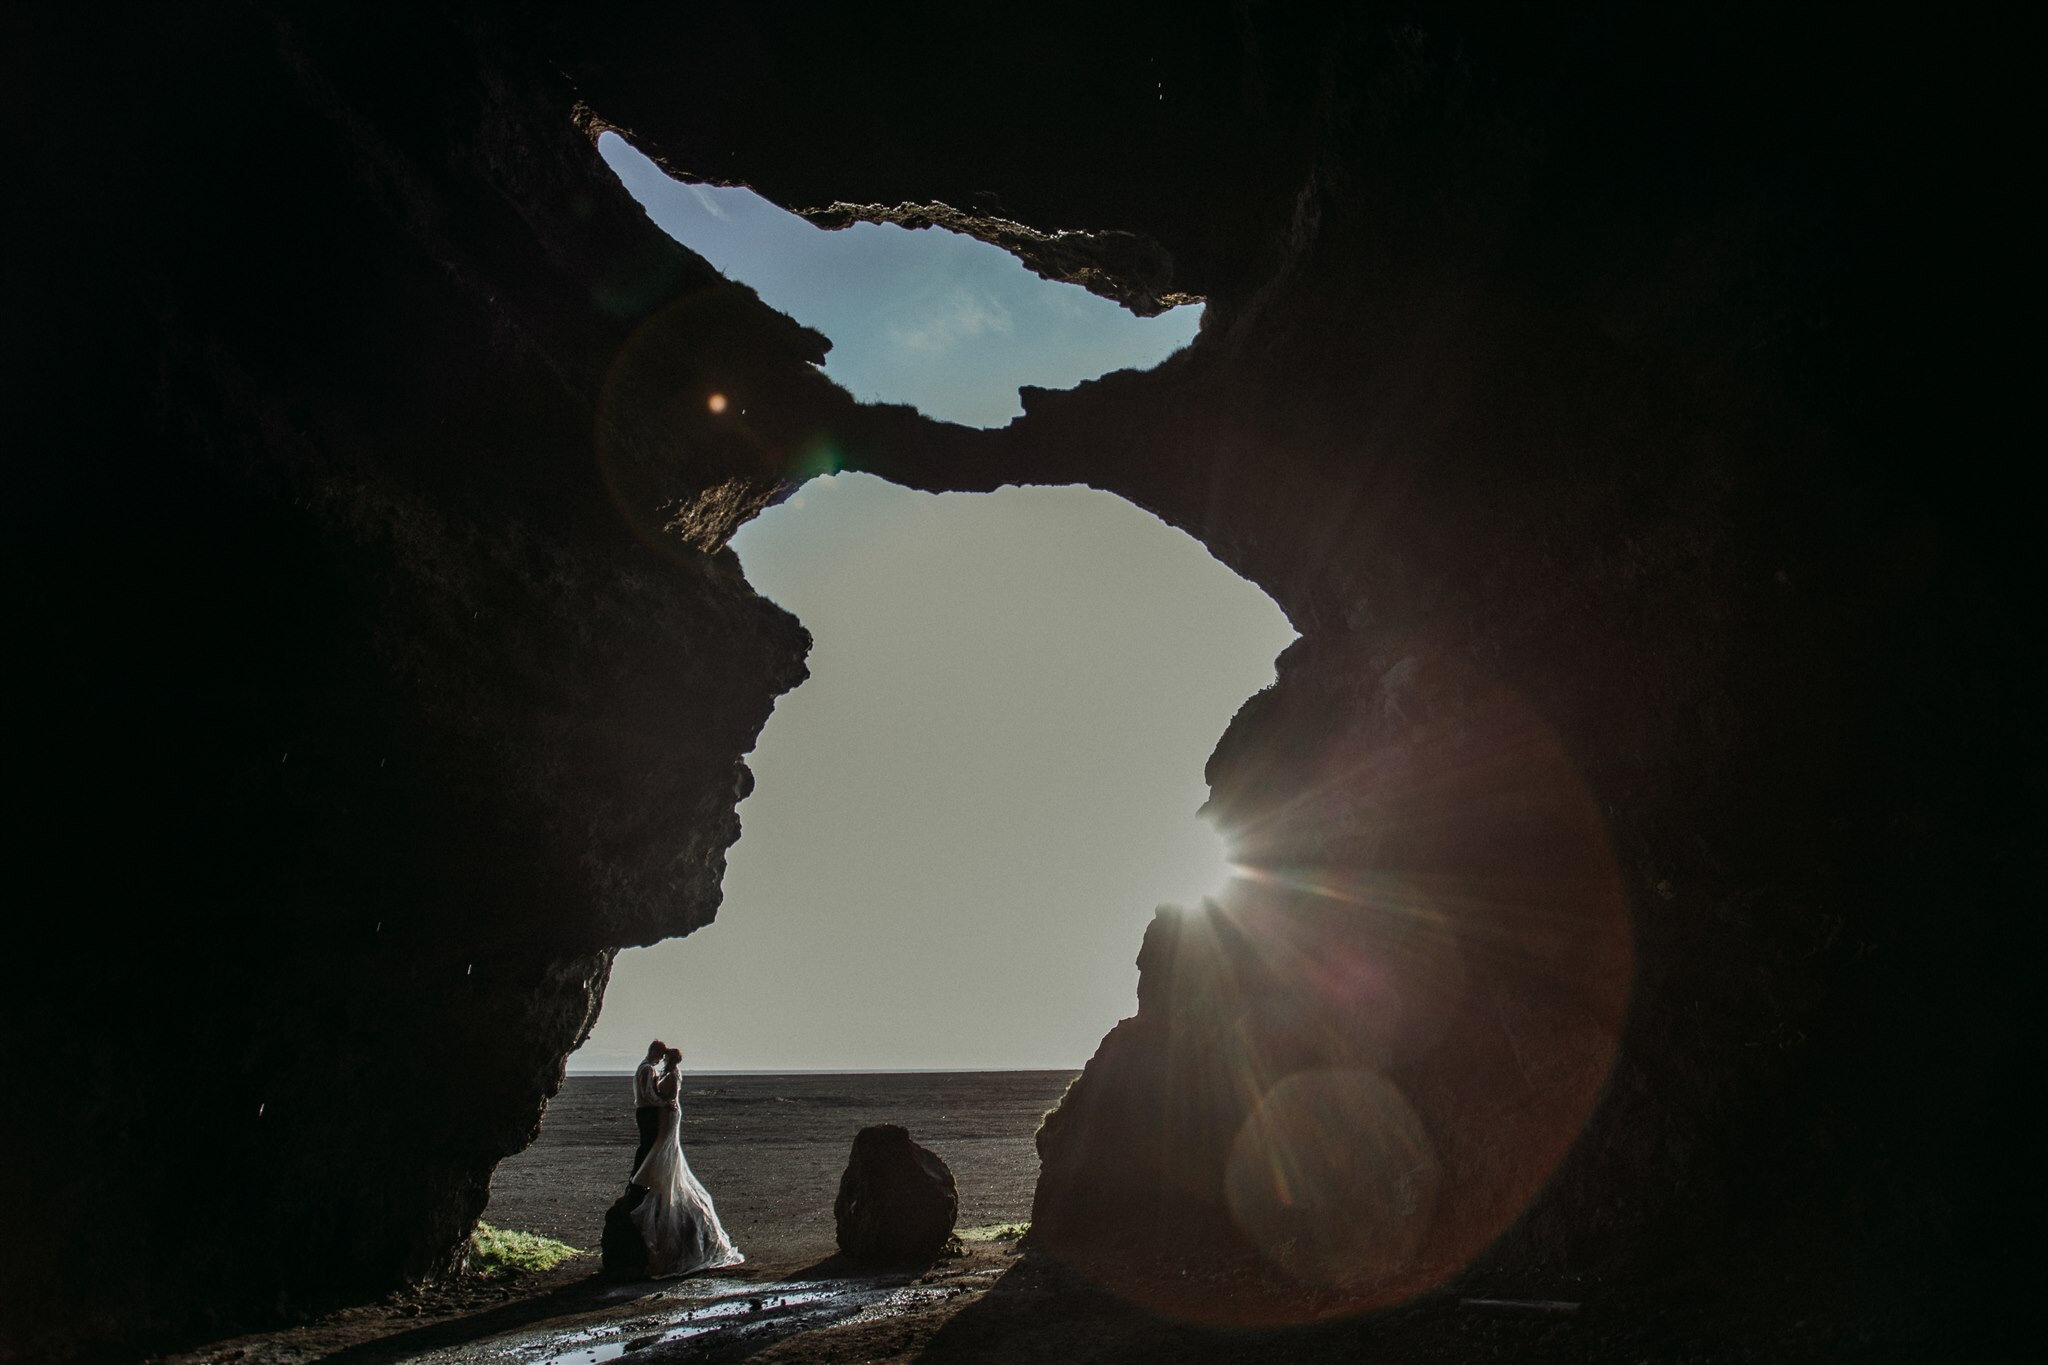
xmin=665 ymin=1047 xmax=682 ymax=1066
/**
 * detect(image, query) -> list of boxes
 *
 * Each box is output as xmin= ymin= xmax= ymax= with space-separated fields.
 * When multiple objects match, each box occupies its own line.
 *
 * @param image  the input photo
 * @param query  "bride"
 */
xmin=630 ymin=1046 xmax=744 ymax=1276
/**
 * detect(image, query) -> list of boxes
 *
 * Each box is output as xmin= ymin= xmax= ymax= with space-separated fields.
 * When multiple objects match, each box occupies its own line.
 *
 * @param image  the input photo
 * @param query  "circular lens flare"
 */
xmin=1034 ymin=657 xmax=1633 ymax=1329
xmin=1225 ymin=1069 xmax=1441 ymax=1287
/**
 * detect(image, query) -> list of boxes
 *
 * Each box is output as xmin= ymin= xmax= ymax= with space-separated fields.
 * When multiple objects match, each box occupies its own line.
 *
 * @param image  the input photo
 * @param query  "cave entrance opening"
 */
xmin=574 ymin=128 xmax=1289 ymax=1073
xmin=571 ymin=470 xmax=1297 ymax=1073
xmin=596 ymin=131 xmax=1204 ymax=428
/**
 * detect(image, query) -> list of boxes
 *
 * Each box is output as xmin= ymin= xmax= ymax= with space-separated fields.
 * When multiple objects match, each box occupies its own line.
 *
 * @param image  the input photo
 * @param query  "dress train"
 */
xmin=628 ymin=1106 xmax=743 ymax=1277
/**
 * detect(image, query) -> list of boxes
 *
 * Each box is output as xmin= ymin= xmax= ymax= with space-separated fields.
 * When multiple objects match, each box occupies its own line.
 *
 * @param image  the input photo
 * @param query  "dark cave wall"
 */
xmin=569 ymin=2 xmax=2032 ymax=1349
xmin=2 ymin=4 xmax=850 ymax=1350
xmin=3 ymin=2 xmax=2033 ymax=1358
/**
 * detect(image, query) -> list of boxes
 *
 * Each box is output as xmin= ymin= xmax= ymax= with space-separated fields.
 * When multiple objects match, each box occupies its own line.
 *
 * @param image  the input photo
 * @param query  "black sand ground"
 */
xmin=149 ymin=1069 xmax=1882 ymax=1361
xmin=485 ymin=1071 xmax=1076 ymax=1263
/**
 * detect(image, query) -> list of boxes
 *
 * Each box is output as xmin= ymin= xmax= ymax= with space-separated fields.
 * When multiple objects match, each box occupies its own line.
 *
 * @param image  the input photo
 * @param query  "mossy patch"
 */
xmin=957 ymin=1222 xmax=1031 ymax=1243
xmin=469 ymin=1220 xmax=584 ymax=1275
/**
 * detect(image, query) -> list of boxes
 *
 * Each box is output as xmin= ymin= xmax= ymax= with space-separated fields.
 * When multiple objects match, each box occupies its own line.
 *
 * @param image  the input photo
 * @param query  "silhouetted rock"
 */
xmin=835 ymin=1125 xmax=958 ymax=1263
xmin=601 ymin=1186 xmax=650 ymax=1280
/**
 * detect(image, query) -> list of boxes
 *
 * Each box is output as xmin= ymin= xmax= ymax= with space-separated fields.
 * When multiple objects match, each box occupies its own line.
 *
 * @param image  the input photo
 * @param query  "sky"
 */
xmin=597 ymin=132 xmax=1203 ymax=427
xmin=574 ymin=475 xmax=1296 ymax=1072
xmin=571 ymin=138 xmax=1295 ymax=1072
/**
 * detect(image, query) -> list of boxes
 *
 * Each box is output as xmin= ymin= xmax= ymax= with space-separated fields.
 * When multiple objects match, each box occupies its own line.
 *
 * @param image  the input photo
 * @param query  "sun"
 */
xmin=1164 ymin=817 xmax=1240 ymax=910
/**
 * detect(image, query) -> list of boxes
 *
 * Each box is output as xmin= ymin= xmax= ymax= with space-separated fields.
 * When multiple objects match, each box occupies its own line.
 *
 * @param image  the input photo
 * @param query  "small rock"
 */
xmin=834 ymin=1124 xmax=958 ymax=1263
xmin=601 ymin=1184 xmax=650 ymax=1279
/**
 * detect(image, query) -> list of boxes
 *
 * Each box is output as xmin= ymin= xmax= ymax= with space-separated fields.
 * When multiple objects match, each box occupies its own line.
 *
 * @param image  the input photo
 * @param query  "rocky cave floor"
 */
xmin=140 ymin=1241 xmax=1898 ymax=1364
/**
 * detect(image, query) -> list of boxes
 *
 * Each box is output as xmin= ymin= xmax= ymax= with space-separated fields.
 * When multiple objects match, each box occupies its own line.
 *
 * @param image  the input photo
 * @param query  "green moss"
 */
xmin=957 ymin=1222 xmax=1031 ymax=1243
xmin=469 ymin=1220 xmax=584 ymax=1275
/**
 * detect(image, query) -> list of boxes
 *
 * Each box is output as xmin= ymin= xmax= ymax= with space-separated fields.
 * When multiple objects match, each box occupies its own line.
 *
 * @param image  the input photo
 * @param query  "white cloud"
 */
xmin=688 ymin=183 xmax=730 ymax=220
xmin=887 ymin=287 xmax=1015 ymax=354
xmin=1044 ymin=286 xmax=1095 ymax=320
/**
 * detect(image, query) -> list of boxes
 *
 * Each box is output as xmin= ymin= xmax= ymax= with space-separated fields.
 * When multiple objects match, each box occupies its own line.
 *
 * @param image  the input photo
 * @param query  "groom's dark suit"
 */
xmin=632 ymin=1059 xmax=663 ymax=1175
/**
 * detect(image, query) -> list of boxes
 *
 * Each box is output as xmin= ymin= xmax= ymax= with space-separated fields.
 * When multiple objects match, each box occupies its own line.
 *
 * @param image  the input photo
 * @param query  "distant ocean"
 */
xmin=486 ymin=1070 xmax=1078 ymax=1265
xmin=568 ymin=1067 xmax=1073 ymax=1076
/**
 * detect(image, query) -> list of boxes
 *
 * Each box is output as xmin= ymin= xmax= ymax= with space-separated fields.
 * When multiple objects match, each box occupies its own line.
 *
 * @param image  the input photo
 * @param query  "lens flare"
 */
xmin=1032 ymin=653 xmax=1634 ymax=1328
xmin=591 ymin=288 xmax=795 ymax=558
xmin=1225 ymin=1068 xmax=1441 ymax=1287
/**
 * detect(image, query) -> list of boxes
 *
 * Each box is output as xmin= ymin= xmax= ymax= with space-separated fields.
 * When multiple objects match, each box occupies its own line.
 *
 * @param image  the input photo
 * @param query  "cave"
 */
xmin=3 ymin=5 xmax=2029 ymax=1361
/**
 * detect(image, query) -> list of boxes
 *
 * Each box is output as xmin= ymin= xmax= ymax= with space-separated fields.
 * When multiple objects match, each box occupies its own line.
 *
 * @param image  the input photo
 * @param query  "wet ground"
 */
xmin=146 ymin=1242 xmax=1038 ymax=1365
xmin=366 ymin=1246 xmax=1022 ymax=1365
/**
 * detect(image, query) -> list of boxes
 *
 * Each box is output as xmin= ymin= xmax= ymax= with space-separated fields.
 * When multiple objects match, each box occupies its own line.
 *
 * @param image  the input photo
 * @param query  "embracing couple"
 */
xmin=627 ymin=1039 xmax=743 ymax=1277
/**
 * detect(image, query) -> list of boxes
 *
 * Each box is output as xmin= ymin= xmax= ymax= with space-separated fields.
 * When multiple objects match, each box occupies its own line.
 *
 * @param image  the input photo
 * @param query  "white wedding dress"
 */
xmin=629 ymin=1102 xmax=743 ymax=1277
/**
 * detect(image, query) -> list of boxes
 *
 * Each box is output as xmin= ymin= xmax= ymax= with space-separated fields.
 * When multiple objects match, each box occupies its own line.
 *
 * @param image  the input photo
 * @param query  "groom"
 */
xmin=631 ymin=1038 xmax=667 ymax=1177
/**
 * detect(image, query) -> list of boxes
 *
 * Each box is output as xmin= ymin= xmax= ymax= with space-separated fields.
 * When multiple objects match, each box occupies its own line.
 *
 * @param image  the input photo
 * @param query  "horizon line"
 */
xmin=565 ymin=1065 xmax=1083 ymax=1076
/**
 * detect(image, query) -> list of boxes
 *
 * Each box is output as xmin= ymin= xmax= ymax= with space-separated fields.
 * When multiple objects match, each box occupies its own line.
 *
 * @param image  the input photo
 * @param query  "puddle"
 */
xmin=535 ymin=1342 xmax=626 ymax=1365
xmin=832 ymin=1283 xmax=970 ymax=1329
xmin=514 ymin=1275 xmax=917 ymax=1364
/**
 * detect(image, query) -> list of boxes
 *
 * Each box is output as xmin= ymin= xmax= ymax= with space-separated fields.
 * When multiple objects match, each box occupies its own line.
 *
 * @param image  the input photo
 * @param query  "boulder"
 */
xmin=600 ymin=1184 xmax=650 ymax=1280
xmin=834 ymin=1125 xmax=958 ymax=1263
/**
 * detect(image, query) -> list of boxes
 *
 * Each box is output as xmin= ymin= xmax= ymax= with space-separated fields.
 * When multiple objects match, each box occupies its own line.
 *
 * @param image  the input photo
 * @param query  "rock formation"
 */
xmin=5 ymin=5 xmax=830 ymax=1352
xmin=600 ymin=1187 xmax=650 ymax=1282
xmin=4 ymin=2 xmax=2029 ymax=1359
xmin=1034 ymin=650 xmax=1632 ymax=1323
xmin=834 ymin=1125 xmax=960 ymax=1264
